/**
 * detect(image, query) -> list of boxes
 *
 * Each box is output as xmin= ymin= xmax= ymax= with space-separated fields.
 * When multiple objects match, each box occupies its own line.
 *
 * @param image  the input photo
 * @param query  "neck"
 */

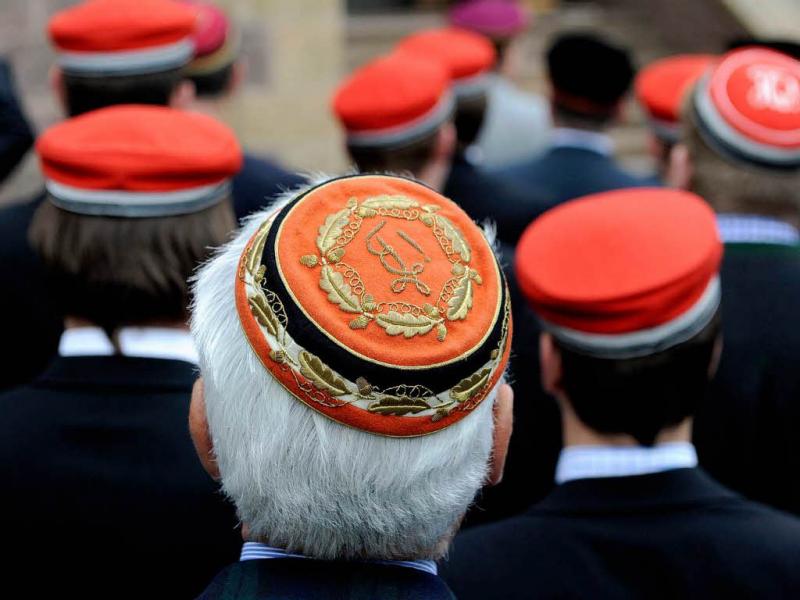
xmin=187 ymin=98 xmax=227 ymax=120
xmin=64 ymin=317 xmax=188 ymax=332
xmin=416 ymin=159 xmax=451 ymax=193
xmin=561 ymin=399 xmax=692 ymax=448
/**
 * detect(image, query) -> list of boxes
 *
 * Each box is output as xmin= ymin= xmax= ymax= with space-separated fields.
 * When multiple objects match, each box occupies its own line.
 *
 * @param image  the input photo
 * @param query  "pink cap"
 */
xmin=448 ymin=0 xmax=530 ymax=39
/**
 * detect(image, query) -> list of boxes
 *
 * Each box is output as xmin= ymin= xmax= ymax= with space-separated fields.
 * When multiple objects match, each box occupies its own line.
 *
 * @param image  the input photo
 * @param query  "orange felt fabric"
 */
xmin=516 ymin=188 xmax=722 ymax=334
xmin=49 ymin=0 xmax=197 ymax=53
xmin=636 ymin=54 xmax=715 ymax=123
xmin=396 ymin=28 xmax=496 ymax=81
xmin=709 ymin=48 xmax=800 ymax=149
xmin=332 ymin=53 xmax=449 ymax=132
xmin=37 ymin=105 xmax=242 ymax=192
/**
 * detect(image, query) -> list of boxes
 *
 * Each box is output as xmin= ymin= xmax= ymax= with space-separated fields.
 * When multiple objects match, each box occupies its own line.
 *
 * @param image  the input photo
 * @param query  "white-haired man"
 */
xmin=190 ymin=174 xmax=514 ymax=598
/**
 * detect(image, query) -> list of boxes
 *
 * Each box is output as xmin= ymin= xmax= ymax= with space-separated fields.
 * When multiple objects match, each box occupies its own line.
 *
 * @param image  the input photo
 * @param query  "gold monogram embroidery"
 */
xmin=299 ymin=195 xmax=483 ymax=342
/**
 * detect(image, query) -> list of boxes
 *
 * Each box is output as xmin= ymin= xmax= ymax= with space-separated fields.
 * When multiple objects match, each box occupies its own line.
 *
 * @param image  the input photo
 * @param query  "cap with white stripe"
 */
xmin=516 ymin=188 xmax=723 ymax=359
xmin=37 ymin=105 xmax=243 ymax=218
xmin=48 ymin=0 xmax=197 ymax=77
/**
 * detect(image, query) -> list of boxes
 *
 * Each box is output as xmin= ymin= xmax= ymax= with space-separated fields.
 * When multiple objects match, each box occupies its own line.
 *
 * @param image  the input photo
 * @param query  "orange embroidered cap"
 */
xmin=236 ymin=174 xmax=512 ymax=437
xmin=332 ymin=53 xmax=453 ymax=148
xmin=516 ymin=188 xmax=722 ymax=359
xmin=635 ymin=54 xmax=715 ymax=142
xmin=48 ymin=0 xmax=197 ymax=77
xmin=396 ymin=28 xmax=496 ymax=99
xmin=37 ymin=105 xmax=242 ymax=217
xmin=691 ymin=48 xmax=800 ymax=170
xmin=183 ymin=0 xmax=239 ymax=77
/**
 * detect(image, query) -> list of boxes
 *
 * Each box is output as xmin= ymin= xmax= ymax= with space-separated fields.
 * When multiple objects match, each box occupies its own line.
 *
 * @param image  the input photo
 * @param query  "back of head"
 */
xmin=397 ymin=28 xmax=496 ymax=149
xmin=682 ymin=48 xmax=800 ymax=215
xmin=516 ymin=188 xmax=723 ymax=446
xmin=548 ymin=32 xmax=634 ymax=126
xmin=30 ymin=105 xmax=242 ymax=331
xmin=182 ymin=0 xmax=240 ymax=97
xmin=332 ymin=53 xmax=454 ymax=178
xmin=48 ymin=0 xmax=197 ymax=115
xmin=191 ymin=174 xmax=512 ymax=560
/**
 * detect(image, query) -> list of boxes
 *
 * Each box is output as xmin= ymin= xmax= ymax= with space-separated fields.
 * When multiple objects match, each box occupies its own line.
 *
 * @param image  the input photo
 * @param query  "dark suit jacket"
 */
xmin=463 ymin=242 xmax=561 ymax=527
xmin=495 ymin=146 xmax=654 ymax=220
xmin=232 ymin=153 xmax=306 ymax=220
xmin=0 ymin=356 xmax=241 ymax=599
xmin=695 ymin=242 xmax=800 ymax=516
xmin=444 ymin=154 xmax=547 ymax=245
xmin=0 ymin=194 xmax=62 ymax=391
xmin=442 ymin=468 xmax=800 ymax=599
xmin=0 ymin=58 xmax=34 ymax=183
xmin=198 ymin=559 xmax=455 ymax=600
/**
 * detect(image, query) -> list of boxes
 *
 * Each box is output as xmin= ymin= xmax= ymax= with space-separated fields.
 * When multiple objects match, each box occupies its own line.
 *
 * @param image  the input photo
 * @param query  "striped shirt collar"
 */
xmin=240 ymin=542 xmax=438 ymax=576
xmin=551 ymin=127 xmax=614 ymax=156
xmin=717 ymin=213 xmax=800 ymax=246
xmin=555 ymin=442 xmax=698 ymax=485
xmin=59 ymin=326 xmax=199 ymax=364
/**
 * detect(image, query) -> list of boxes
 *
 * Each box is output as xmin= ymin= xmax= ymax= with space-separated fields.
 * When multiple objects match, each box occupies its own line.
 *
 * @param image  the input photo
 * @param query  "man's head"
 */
xmin=30 ymin=105 xmax=242 ymax=332
xmin=333 ymin=53 xmax=456 ymax=190
xmin=397 ymin=28 xmax=496 ymax=151
xmin=547 ymin=32 xmax=634 ymax=130
xmin=47 ymin=0 xmax=198 ymax=116
xmin=448 ymin=0 xmax=530 ymax=76
xmin=670 ymin=49 xmax=800 ymax=219
xmin=635 ymin=54 xmax=715 ymax=176
xmin=516 ymin=188 xmax=723 ymax=446
xmin=190 ymin=174 xmax=513 ymax=560
xmin=182 ymin=0 xmax=243 ymax=99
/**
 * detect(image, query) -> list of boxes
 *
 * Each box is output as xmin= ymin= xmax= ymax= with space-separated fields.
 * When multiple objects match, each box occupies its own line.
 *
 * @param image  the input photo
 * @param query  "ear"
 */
xmin=169 ymin=79 xmax=196 ymax=110
xmin=227 ymin=60 xmax=246 ymax=95
xmin=539 ymin=333 xmax=564 ymax=396
xmin=667 ymin=142 xmax=692 ymax=190
xmin=189 ymin=377 xmax=220 ymax=480
xmin=435 ymin=121 xmax=457 ymax=162
xmin=708 ymin=334 xmax=723 ymax=379
xmin=49 ymin=66 xmax=67 ymax=115
xmin=486 ymin=383 xmax=514 ymax=486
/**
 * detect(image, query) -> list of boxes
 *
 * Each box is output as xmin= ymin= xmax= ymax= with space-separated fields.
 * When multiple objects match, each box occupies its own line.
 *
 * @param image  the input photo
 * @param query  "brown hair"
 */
xmin=62 ymin=68 xmax=184 ymax=116
xmin=683 ymin=114 xmax=800 ymax=217
xmin=347 ymin=130 xmax=440 ymax=177
xmin=29 ymin=199 xmax=236 ymax=331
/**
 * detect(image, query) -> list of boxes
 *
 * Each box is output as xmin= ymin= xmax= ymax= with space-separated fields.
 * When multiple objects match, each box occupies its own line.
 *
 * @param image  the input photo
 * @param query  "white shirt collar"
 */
xmin=716 ymin=213 xmax=800 ymax=246
xmin=58 ymin=326 xmax=199 ymax=364
xmin=555 ymin=442 xmax=698 ymax=485
xmin=551 ymin=127 xmax=614 ymax=156
xmin=240 ymin=542 xmax=438 ymax=576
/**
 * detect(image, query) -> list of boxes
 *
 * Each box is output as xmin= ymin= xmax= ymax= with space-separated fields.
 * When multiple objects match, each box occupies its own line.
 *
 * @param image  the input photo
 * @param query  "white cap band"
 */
xmin=57 ymin=38 xmax=194 ymax=77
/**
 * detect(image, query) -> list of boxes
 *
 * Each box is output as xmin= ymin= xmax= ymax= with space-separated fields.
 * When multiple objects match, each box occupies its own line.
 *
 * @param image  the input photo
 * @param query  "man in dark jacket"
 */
xmin=0 ymin=58 xmax=34 ymax=184
xmin=442 ymin=187 xmax=800 ymax=599
xmin=0 ymin=105 xmax=244 ymax=599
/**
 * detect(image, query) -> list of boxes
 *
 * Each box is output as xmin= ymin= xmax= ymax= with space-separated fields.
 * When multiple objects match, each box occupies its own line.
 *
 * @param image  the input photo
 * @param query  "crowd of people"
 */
xmin=1 ymin=0 xmax=799 ymax=598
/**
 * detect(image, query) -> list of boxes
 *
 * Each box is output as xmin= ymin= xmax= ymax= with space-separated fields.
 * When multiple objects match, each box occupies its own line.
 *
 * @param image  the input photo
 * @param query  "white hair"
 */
xmin=191 ymin=179 xmax=499 ymax=561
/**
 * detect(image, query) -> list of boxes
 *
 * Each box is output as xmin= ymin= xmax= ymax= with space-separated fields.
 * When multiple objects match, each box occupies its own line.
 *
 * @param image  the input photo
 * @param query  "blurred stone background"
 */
xmin=0 ymin=0 xmax=792 ymax=205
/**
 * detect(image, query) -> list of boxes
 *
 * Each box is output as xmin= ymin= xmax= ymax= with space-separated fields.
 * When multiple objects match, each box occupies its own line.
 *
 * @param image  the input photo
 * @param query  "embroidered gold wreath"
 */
xmin=299 ymin=195 xmax=483 ymax=342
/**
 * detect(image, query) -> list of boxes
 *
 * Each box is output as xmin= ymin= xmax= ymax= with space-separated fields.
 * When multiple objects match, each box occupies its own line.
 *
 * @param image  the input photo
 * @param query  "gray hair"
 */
xmin=190 ymin=182 xmax=498 ymax=561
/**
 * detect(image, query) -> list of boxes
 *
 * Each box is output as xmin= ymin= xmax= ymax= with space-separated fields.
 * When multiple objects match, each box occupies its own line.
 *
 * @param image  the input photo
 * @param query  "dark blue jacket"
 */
xmin=232 ymin=153 xmax=306 ymax=221
xmin=199 ymin=559 xmax=455 ymax=600
xmin=0 ymin=58 xmax=34 ymax=183
xmin=443 ymin=469 xmax=800 ymax=599
xmin=495 ymin=145 xmax=655 ymax=220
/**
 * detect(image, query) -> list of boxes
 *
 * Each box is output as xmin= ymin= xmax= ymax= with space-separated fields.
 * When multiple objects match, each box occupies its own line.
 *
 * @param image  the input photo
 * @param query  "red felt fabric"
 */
xmin=636 ymin=54 xmax=716 ymax=123
xmin=396 ymin=28 xmax=496 ymax=82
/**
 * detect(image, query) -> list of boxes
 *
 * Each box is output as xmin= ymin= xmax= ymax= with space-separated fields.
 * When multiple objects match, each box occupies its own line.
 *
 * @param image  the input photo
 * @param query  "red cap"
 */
xmin=332 ymin=53 xmax=453 ymax=147
xmin=37 ymin=105 xmax=242 ymax=217
xmin=692 ymin=48 xmax=800 ymax=169
xmin=397 ymin=28 xmax=496 ymax=98
xmin=48 ymin=0 xmax=197 ymax=76
xmin=635 ymin=54 xmax=715 ymax=140
xmin=516 ymin=188 xmax=722 ymax=358
xmin=183 ymin=0 xmax=239 ymax=76
xmin=448 ymin=0 xmax=530 ymax=40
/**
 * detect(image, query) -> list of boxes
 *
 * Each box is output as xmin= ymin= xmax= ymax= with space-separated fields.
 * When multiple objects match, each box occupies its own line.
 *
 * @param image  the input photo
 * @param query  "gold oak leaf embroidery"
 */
xmin=361 ymin=195 xmax=420 ymax=210
xmin=447 ymin=275 xmax=473 ymax=321
xmin=450 ymin=368 xmax=492 ymax=403
xmin=375 ymin=310 xmax=436 ymax=338
xmin=250 ymin=294 xmax=280 ymax=337
xmin=319 ymin=266 xmax=361 ymax=313
xmin=367 ymin=396 xmax=431 ymax=416
xmin=317 ymin=208 xmax=350 ymax=254
xmin=299 ymin=351 xmax=350 ymax=396
xmin=435 ymin=214 xmax=471 ymax=262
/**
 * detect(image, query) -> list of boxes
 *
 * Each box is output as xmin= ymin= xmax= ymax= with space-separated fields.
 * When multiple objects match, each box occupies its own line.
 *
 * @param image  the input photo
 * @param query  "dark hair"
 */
xmin=454 ymin=94 xmax=487 ymax=149
xmin=547 ymin=32 xmax=634 ymax=121
xmin=29 ymin=199 xmax=236 ymax=331
xmin=190 ymin=63 xmax=235 ymax=98
xmin=62 ymin=68 xmax=184 ymax=116
xmin=727 ymin=38 xmax=800 ymax=60
xmin=347 ymin=129 xmax=440 ymax=176
xmin=557 ymin=311 xmax=721 ymax=446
